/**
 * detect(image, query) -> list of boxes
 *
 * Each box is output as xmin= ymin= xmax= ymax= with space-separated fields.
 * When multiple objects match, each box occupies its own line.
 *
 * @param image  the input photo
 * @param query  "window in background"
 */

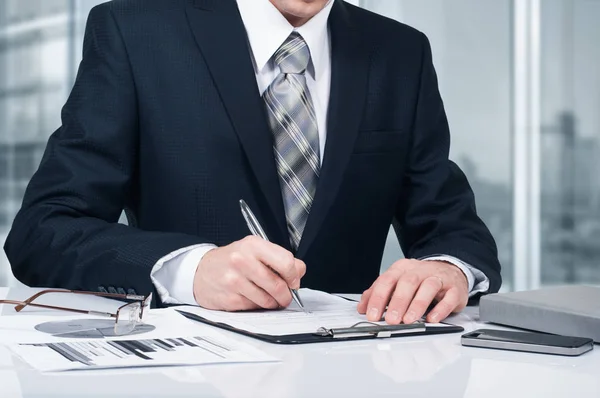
xmin=361 ymin=0 xmax=514 ymax=289
xmin=1 ymin=0 xmax=598 ymax=291
xmin=5 ymin=0 xmax=69 ymax=24
xmin=540 ymin=0 xmax=600 ymax=286
xmin=0 ymin=144 xmax=7 ymax=228
xmin=0 ymin=0 xmax=104 ymax=286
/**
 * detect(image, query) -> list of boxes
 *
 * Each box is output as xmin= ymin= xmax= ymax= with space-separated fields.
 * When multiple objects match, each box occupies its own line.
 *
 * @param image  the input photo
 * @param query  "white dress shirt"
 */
xmin=150 ymin=0 xmax=489 ymax=306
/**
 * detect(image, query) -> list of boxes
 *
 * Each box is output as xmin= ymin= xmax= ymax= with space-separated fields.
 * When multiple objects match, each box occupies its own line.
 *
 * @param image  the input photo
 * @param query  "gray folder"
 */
xmin=479 ymin=285 xmax=600 ymax=342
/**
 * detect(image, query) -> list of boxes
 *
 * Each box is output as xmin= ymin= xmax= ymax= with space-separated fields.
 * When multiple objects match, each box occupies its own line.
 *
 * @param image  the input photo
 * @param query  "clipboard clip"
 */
xmin=315 ymin=321 xmax=427 ymax=339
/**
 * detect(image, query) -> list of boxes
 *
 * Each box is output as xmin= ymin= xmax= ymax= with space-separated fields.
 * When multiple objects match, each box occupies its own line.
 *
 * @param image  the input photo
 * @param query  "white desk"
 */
xmin=1 ymin=287 xmax=599 ymax=398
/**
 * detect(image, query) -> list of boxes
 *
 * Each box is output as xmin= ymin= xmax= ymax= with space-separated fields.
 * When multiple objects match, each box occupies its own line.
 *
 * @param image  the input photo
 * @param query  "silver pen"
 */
xmin=239 ymin=199 xmax=307 ymax=313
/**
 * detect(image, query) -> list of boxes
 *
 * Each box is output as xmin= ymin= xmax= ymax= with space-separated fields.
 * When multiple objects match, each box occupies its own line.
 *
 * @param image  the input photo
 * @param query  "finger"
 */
xmin=236 ymin=277 xmax=280 ymax=310
xmin=231 ymin=252 xmax=292 ymax=307
xmin=357 ymin=288 xmax=373 ymax=314
xmin=293 ymin=259 xmax=307 ymax=286
xmin=426 ymin=287 xmax=462 ymax=323
xmin=401 ymin=276 xmax=443 ymax=324
xmin=383 ymin=272 xmax=423 ymax=325
xmin=365 ymin=272 xmax=401 ymax=321
xmin=222 ymin=293 xmax=258 ymax=312
xmin=242 ymin=236 xmax=299 ymax=286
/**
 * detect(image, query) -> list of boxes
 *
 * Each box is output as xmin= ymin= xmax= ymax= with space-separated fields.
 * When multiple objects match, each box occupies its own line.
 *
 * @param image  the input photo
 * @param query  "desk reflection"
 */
xmin=166 ymin=334 xmax=472 ymax=398
xmin=371 ymin=335 xmax=462 ymax=383
xmin=0 ymin=346 xmax=23 ymax=398
xmin=463 ymin=348 xmax=600 ymax=398
xmin=169 ymin=350 xmax=304 ymax=398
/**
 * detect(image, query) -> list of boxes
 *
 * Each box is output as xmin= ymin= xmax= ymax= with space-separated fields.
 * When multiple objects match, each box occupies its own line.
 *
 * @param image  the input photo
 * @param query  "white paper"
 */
xmin=1 ymin=309 xmax=278 ymax=372
xmin=8 ymin=333 xmax=277 ymax=372
xmin=177 ymin=289 xmax=451 ymax=336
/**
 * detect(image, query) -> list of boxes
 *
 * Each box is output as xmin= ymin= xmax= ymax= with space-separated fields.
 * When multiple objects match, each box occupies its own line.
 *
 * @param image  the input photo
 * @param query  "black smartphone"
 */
xmin=461 ymin=329 xmax=594 ymax=356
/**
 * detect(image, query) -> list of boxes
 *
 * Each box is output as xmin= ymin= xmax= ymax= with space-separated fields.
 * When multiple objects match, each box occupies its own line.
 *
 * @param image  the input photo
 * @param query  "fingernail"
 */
xmin=291 ymin=278 xmax=299 ymax=289
xmin=405 ymin=310 xmax=416 ymax=323
xmin=429 ymin=312 xmax=439 ymax=322
xmin=388 ymin=310 xmax=399 ymax=323
xmin=368 ymin=308 xmax=379 ymax=320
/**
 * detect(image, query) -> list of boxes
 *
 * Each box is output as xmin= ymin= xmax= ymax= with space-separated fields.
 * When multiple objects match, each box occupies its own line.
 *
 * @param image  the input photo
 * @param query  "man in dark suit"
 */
xmin=4 ymin=0 xmax=501 ymax=325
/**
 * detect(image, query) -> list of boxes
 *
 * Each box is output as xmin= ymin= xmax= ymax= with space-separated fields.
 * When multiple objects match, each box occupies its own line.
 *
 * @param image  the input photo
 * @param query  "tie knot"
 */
xmin=274 ymin=32 xmax=310 ymax=74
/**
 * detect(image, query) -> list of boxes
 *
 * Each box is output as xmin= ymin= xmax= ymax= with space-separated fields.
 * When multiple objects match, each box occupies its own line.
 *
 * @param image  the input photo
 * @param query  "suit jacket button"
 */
xmin=117 ymin=288 xmax=126 ymax=295
xmin=107 ymin=286 xmax=117 ymax=294
xmin=98 ymin=286 xmax=108 ymax=293
xmin=127 ymin=289 xmax=137 ymax=296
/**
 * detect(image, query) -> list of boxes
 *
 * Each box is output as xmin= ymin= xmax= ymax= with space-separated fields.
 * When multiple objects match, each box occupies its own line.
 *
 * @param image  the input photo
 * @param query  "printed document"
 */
xmin=9 ymin=333 xmax=276 ymax=372
xmin=177 ymin=289 xmax=450 ymax=336
xmin=1 ymin=309 xmax=277 ymax=372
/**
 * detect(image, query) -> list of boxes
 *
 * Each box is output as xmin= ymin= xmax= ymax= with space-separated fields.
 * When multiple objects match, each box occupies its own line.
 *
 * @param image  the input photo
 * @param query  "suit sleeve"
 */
xmin=393 ymin=32 xmax=502 ymax=296
xmin=3 ymin=5 xmax=204 ymax=306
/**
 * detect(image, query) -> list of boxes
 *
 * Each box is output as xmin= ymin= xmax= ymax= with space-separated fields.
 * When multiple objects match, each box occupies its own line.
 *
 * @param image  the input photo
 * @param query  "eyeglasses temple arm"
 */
xmin=0 ymin=300 xmax=27 ymax=307
xmin=13 ymin=301 xmax=117 ymax=317
xmin=16 ymin=289 xmax=145 ymax=312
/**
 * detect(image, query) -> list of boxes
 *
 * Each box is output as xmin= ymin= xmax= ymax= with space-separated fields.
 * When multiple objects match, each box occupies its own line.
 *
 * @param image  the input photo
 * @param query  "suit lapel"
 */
xmin=296 ymin=1 xmax=370 ymax=258
xmin=185 ymin=0 xmax=369 ymax=255
xmin=185 ymin=0 xmax=289 ymax=246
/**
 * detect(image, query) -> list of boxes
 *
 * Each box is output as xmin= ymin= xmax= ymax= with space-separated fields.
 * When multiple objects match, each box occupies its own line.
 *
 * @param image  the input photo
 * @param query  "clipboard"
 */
xmin=175 ymin=309 xmax=464 ymax=345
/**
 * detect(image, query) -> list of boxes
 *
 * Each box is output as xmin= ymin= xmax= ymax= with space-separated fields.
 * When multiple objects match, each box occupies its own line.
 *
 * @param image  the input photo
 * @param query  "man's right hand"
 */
xmin=193 ymin=236 xmax=306 ymax=311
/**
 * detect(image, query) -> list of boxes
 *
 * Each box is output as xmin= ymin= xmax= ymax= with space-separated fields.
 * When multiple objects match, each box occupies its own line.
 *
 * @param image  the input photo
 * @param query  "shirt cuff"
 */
xmin=150 ymin=244 xmax=217 ymax=306
xmin=421 ymin=255 xmax=490 ymax=297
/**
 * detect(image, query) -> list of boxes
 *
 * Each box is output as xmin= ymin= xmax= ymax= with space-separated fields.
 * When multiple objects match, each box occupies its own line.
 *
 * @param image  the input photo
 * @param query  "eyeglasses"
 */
xmin=0 ymin=289 xmax=152 ymax=336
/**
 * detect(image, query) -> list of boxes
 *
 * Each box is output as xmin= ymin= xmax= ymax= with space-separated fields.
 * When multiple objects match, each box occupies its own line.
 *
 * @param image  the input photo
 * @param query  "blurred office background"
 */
xmin=0 ymin=0 xmax=599 ymax=292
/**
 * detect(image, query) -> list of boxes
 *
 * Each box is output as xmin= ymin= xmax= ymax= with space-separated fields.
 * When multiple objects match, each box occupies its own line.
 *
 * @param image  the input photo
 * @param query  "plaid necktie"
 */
xmin=263 ymin=32 xmax=321 ymax=250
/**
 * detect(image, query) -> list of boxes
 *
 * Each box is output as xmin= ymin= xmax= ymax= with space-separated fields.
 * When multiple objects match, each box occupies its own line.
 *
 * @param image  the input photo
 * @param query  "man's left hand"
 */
xmin=357 ymin=259 xmax=469 ymax=324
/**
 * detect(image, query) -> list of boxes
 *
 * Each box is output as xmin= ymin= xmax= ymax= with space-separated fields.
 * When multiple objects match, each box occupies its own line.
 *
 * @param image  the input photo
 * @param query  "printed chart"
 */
xmin=10 ymin=335 xmax=277 ymax=371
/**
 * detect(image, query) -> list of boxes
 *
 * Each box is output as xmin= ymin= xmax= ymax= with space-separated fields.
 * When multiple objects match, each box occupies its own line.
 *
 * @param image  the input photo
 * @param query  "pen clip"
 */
xmin=315 ymin=321 xmax=427 ymax=339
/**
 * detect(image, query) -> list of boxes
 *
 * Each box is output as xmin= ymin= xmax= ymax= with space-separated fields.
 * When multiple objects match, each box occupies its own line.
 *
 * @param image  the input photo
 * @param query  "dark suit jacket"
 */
xmin=4 ymin=0 xmax=502 ymax=305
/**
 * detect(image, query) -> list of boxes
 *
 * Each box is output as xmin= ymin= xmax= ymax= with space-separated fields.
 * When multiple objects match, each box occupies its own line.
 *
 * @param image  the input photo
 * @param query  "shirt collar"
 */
xmin=236 ymin=0 xmax=334 ymax=77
